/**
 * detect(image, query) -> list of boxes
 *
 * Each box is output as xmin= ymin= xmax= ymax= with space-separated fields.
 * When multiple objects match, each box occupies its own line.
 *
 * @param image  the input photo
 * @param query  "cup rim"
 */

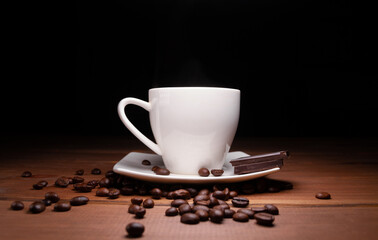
xmin=149 ymin=87 xmax=240 ymax=93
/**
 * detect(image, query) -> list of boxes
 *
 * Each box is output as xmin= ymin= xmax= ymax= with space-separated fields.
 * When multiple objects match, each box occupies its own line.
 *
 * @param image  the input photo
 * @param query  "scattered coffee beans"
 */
xmin=142 ymin=160 xmax=151 ymax=165
xmin=91 ymin=168 xmax=101 ymax=175
xmin=45 ymin=192 xmax=60 ymax=203
xmin=21 ymin=171 xmax=32 ymax=177
xmin=54 ymin=202 xmax=71 ymax=212
xmin=232 ymin=197 xmax=249 ymax=208
xmin=165 ymin=207 xmax=178 ymax=216
xmin=29 ymin=201 xmax=45 ymax=213
xmin=96 ymin=187 xmax=110 ymax=197
xmin=315 ymin=192 xmax=331 ymax=199
xmin=265 ymin=204 xmax=279 ymax=215
xmin=11 ymin=201 xmax=24 ymax=210
xmin=254 ymin=212 xmax=275 ymax=226
xmin=70 ymin=196 xmax=89 ymax=206
xmin=233 ymin=212 xmax=249 ymax=222
xmin=198 ymin=168 xmax=210 ymax=177
xmin=181 ymin=213 xmax=200 ymax=224
xmin=142 ymin=198 xmax=154 ymax=208
xmin=75 ymin=169 xmax=84 ymax=175
xmin=126 ymin=222 xmax=145 ymax=237
xmin=211 ymin=169 xmax=224 ymax=177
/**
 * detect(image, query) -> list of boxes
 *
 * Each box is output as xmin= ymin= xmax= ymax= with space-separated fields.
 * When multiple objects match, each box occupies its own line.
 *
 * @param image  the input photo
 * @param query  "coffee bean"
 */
xmin=135 ymin=207 xmax=146 ymax=218
xmin=195 ymin=209 xmax=209 ymax=221
xmin=178 ymin=204 xmax=192 ymax=215
xmin=41 ymin=199 xmax=52 ymax=206
xmin=251 ymin=206 xmax=267 ymax=214
xmin=198 ymin=189 xmax=210 ymax=195
xmin=237 ymin=209 xmax=255 ymax=219
xmin=212 ymin=190 xmax=226 ymax=200
xmin=120 ymin=186 xmax=134 ymax=195
xmin=142 ymin=198 xmax=154 ymax=208
xmin=98 ymin=177 xmax=111 ymax=188
xmin=233 ymin=212 xmax=249 ymax=222
xmin=75 ymin=169 xmax=84 ymax=175
xmin=166 ymin=191 xmax=174 ymax=199
xmin=108 ymin=188 xmax=120 ymax=199
xmin=198 ymin=168 xmax=210 ymax=177
xmin=254 ymin=212 xmax=275 ymax=226
xmin=55 ymin=177 xmax=70 ymax=188
xmin=165 ymin=207 xmax=178 ymax=216
xmin=209 ymin=196 xmax=219 ymax=207
xmin=265 ymin=204 xmax=279 ymax=215
xmin=232 ymin=197 xmax=249 ymax=208
xmin=229 ymin=190 xmax=238 ymax=198
xmin=195 ymin=200 xmax=210 ymax=206
xmin=45 ymin=192 xmax=60 ymax=203
xmin=180 ymin=213 xmax=200 ymax=224
xmin=222 ymin=188 xmax=230 ymax=200
xmin=33 ymin=183 xmax=45 ymax=190
xmin=70 ymin=196 xmax=89 ymax=206
xmin=315 ymin=192 xmax=331 ymax=199
xmin=171 ymin=199 xmax=188 ymax=208
xmin=194 ymin=194 xmax=210 ymax=204
xmin=126 ymin=222 xmax=144 ymax=237
xmin=72 ymin=176 xmax=85 ymax=184
xmin=217 ymin=199 xmax=228 ymax=205
xmin=130 ymin=197 xmax=143 ymax=205
xmin=21 ymin=171 xmax=32 ymax=177
xmin=96 ymin=187 xmax=110 ymax=197
xmin=11 ymin=201 xmax=24 ymax=210
xmin=86 ymin=180 xmax=99 ymax=188
xmin=213 ymin=204 xmax=230 ymax=213
xmin=150 ymin=188 xmax=163 ymax=199
xmin=224 ymin=209 xmax=236 ymax=218
xmin=38 ymin=180 xmax=48 ymax=187
xmin=151 ymin=166 xmax=160 ymax=172
xmin=192 ymin=205 xmax=209 ymax=213
xmin=128 ymin=204 xmax=141 ymax=214
xmin=105 ymin=170 xmax=118 ymax=179
xmin=211 ymin=169 xmax=224 ymax=177
xmin=29 ymin=201 xmax=45 ymax=213
xmin=73 ymin=183 xmax=93 ymax=193
xmin=91 ymin=168 xmax=101 ymax=175
xmin=154 ymin=167 xmax=170 ymax=175
xmin=209 ymin=209 xmax=224 ymax=223
xmin=54 ymin=202 xmax=71 ymax=212
xmin=172 ymin=189 xmax=191 ymax=199
xmin=142 ymin=160 xmax=151 ymax=165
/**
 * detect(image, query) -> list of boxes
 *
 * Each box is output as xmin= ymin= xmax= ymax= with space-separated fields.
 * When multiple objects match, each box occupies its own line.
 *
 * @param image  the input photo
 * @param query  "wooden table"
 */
xmin=1 ymin=136 xmax=378 ymax=240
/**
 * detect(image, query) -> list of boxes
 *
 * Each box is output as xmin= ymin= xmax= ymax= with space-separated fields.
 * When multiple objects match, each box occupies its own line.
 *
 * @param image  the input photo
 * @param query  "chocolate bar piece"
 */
xmin=230 ymin=151 xmax=289 ymax=175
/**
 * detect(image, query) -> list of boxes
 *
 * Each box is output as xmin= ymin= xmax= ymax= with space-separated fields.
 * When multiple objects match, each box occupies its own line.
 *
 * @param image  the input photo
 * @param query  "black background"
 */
xmin=1 ymin=0 xmax=377 ymax=140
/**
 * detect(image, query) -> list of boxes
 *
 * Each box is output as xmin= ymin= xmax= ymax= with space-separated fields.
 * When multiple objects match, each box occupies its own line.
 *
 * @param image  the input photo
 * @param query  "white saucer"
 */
xmin=113 ymin=151 xmax=281 ymax=184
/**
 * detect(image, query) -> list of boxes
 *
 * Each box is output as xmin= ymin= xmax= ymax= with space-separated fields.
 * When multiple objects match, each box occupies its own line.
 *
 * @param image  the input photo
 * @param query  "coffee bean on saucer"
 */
xmin=316 ymin=192 xmax=331 ymax=199
xmin=142 ymin=160 xmax=151 ymax=165
xmin=75 ymin=169 xmax=84 ymax=175
xmin=211 ymin=169 xmax=224 ymax=177
xmin=265 ymin=204 xmax=279 ymax=215
xmin=21 ymin=171 xmax=32 ymax=177
xmin=165 ymin=207 xmax=178 ymax=216
xmin=151 ymin=166 xmax=160 ymax=171
xmin=96 ymin=187 xmax=110 ymax=197
xmin=171 ymin=199 xmax=188 ymax=207
xmin=181 ymin=213 xmax=200 ymax=224
xmin=209 ymin=209 xmax=224 ymax=223
xmin=54 ymin=202 xmax=71 ymax=212
xmin=91 ymin=168 xmax=101 ymax=175
xmin=233 ymin=212 xmax=249 ymax=222
xmin=135 ymin=207 xmax=146 ymax=218
xmin=70 ymin=196 xmax=89 ymax=206
xmin=55 ymin=177 xmax=70 ymax=188
xmin=29 ymin=201 xmax=45 ymax=213
xmin=131 ymin=197 xmax=143 ymax=205
xmin=108 ymin=188 xmax=120 ymax=199
xmin=155 ymin=167 xmax=170 ymax=175
xmin=198 ymin=168 xmax=210 ymax=177
xmin=254 ymin=212 xmax=275 ymax=226
xmin=45 ymin=192 xmax=60 ymax=203
xmin=142 ymin=198 xmax=154 ymax=208
xmin=126 ymin=222 xmax=145 ymax=237
xmin=150 ymin=188 xmax=163 ymax=199
xmin=11 ymin=201 xmax=24 ymax=210
xmin=237 ymin=209 xmax=255 ymax=219
xmin=232 ymin=197 xmax=249 ymax=208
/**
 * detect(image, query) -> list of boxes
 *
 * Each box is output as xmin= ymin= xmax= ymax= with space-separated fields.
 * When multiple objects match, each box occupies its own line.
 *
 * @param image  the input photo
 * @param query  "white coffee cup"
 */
xmin=117 ymin=87 xmax=240 ymax=175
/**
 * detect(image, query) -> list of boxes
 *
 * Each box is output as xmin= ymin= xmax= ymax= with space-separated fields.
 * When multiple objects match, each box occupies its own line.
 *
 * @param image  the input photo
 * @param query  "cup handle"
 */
xmin=117 ymin=97 xmax=162 ymax=155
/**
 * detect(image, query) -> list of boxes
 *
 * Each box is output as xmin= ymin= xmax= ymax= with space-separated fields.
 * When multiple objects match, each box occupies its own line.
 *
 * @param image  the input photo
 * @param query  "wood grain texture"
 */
xmin=1 ymin=136 xmax=378 ymax=239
